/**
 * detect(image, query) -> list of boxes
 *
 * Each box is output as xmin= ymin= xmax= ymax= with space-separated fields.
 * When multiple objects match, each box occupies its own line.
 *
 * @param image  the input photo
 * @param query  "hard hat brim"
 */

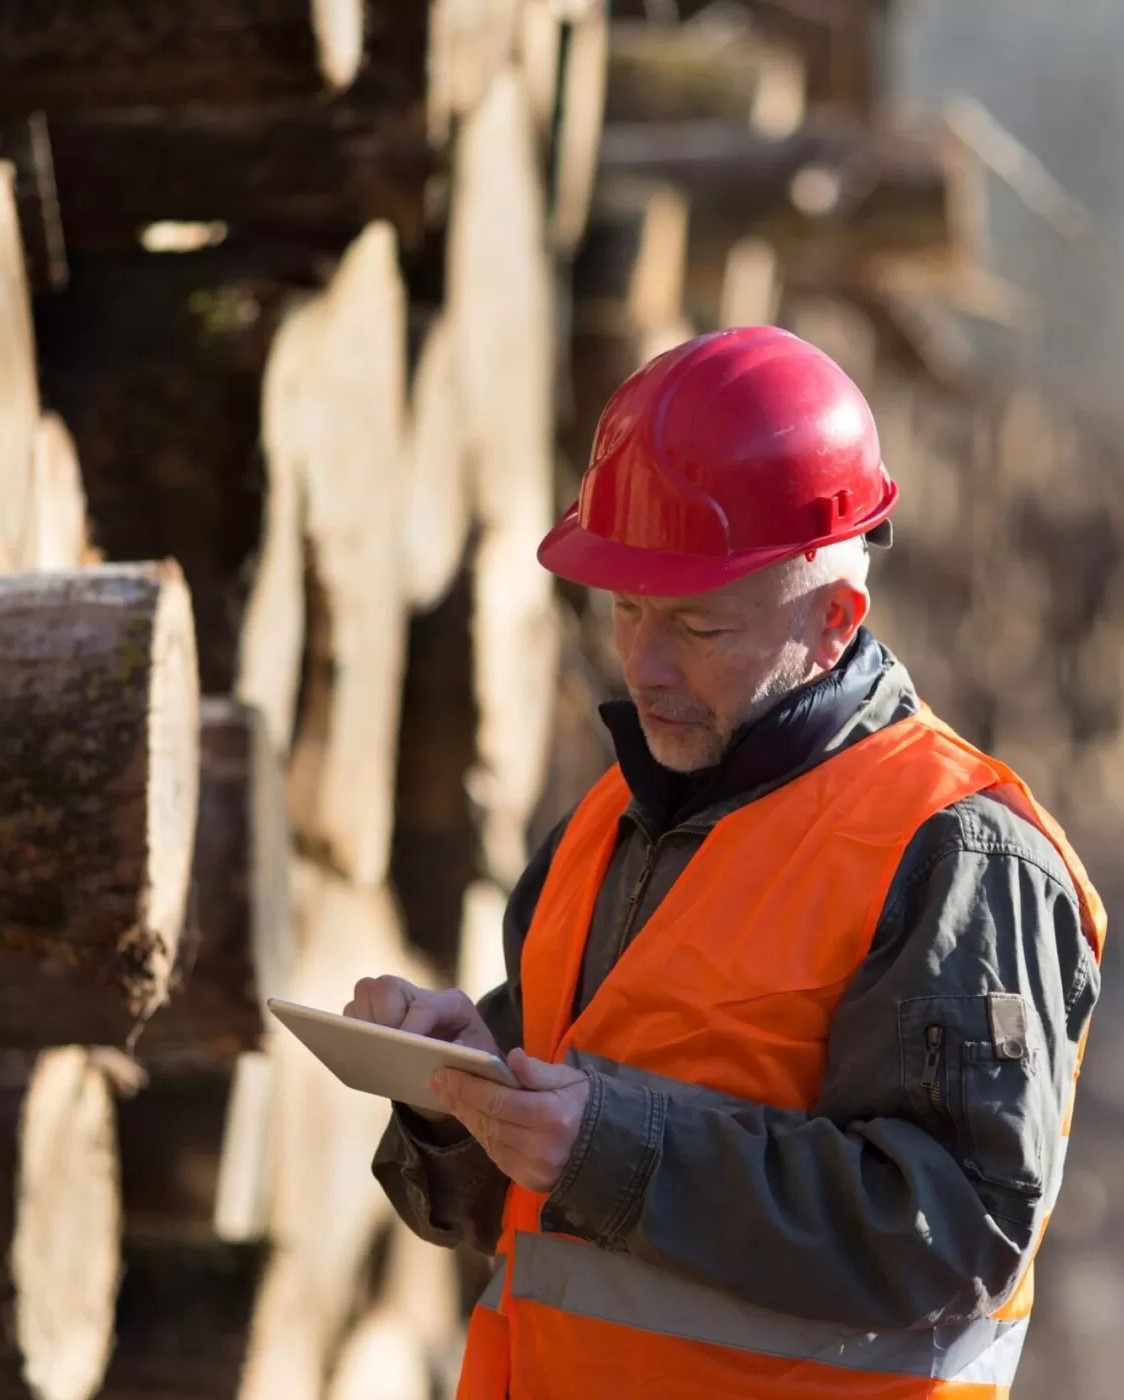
xmin=538 ymin=492 xmax=897 ymax=597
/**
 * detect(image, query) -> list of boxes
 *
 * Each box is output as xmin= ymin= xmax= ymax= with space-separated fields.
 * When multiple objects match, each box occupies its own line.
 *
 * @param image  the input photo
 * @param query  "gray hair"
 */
xmin=771 ymin=534 xmax=871 ymax=607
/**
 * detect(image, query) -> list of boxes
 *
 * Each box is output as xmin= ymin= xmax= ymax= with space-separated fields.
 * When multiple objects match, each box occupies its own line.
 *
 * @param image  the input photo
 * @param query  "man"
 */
xmin=352 ymin=328 xmax=1105 ymax=1398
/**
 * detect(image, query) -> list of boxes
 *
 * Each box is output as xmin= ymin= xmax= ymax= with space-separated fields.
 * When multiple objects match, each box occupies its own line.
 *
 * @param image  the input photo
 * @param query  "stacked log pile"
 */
xmin=3 ymin=2 xmax=609 ymax=1396
xmin=3 ymin=3 xmax=1122 ymax=1399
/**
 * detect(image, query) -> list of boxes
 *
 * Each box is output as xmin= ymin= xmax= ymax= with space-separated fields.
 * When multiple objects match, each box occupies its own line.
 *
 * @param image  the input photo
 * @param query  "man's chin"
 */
xmin=639 ymin=721 xmax=722 ymax=774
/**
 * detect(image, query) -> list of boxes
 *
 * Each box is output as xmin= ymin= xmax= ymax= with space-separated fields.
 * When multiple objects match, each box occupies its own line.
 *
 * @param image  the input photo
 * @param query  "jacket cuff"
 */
xmin=541 ymin=1071 xmax=665 ymax=1246
xmin=394 ymin=1102 xmax=475 ymax=1151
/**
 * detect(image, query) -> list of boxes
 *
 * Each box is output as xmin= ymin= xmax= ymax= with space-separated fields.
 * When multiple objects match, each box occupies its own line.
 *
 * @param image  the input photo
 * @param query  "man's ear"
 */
xmin=815 ymin=584 xmax=869 ymax=669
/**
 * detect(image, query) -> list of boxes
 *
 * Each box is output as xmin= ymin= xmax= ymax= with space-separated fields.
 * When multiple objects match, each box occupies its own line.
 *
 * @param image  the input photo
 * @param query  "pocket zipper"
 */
xmin=921 ymin=1025 xmax=944 ymax=1112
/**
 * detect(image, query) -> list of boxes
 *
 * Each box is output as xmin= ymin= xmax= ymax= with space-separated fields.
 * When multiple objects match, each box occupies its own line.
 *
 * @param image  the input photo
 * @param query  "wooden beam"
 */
xmin=0 ymin=563 xmax=199 ymax=1049
xmin=0 ymin=2 xmax=372 ymax=113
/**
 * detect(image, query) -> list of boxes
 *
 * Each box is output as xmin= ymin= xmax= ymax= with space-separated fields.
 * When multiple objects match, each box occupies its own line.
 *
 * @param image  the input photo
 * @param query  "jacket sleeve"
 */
xmin=540 ymin=793 xmax=1101 ymax=1329
xmin=372 ymin=812 xmax=572 ymax=1252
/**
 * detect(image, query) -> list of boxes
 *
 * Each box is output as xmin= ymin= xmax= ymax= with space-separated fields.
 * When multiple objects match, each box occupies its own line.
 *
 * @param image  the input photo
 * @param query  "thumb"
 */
xmin=508 ymin=1047 xmax=584 ymax=1091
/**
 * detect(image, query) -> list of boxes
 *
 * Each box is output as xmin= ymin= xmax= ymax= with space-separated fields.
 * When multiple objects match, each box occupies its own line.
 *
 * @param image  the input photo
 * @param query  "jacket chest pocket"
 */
xmin=899 ymin=992 xmax=1045 ymax=1200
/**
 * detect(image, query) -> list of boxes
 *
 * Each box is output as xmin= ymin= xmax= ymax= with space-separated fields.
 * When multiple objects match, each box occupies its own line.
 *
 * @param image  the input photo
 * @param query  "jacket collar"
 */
xmin=598 ymin=628 xmax=914 ymax=836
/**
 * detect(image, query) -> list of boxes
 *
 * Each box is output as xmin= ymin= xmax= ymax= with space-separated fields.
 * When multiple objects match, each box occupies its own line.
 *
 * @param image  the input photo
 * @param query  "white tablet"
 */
xmin=267 ymin=997 xmax=520 ymax=1114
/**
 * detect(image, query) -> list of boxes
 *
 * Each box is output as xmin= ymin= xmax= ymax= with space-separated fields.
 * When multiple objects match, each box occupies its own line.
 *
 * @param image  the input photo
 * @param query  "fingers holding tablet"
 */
xmin=343 ymin=977 xmax=501 ymax=1059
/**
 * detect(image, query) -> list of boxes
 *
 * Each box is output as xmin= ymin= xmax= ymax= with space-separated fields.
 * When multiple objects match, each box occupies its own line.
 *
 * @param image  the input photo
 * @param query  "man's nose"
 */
xmin=622 ymin=616 xmax=681 ymax=691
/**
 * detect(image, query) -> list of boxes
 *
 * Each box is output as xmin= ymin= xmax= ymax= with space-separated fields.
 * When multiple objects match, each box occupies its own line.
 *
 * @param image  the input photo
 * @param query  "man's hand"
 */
xmin=343 ymin=976 xmax=500 ymax=1123
xmin=343 ymin=976 xmax=501 ymax=1055
xmin=430 ymin=1048 xmax=591 ymax=1193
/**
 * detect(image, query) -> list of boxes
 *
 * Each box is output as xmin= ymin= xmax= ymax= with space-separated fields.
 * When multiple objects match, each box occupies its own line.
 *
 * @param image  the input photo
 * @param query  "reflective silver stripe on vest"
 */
xmin=478 ymin=1256 xmax=507 ymax=1312
xmin=511 ymin=1232 xmax=1028 ymax=1385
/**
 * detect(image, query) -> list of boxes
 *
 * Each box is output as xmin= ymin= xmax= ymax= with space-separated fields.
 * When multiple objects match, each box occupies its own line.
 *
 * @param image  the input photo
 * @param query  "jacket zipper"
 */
xmin=920 ymin=1025 xmax=944 ymax=1112
xmin=608 ymin=835 xmax=659 ymax=969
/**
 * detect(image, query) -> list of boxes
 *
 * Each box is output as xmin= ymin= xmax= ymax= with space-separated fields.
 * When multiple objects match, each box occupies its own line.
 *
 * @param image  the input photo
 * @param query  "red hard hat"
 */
xmin=539 ymin=326 xmax=898 ymax=595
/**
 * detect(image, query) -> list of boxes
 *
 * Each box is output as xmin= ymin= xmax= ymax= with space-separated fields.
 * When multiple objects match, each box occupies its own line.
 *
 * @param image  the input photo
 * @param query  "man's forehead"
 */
xmin=612 ymin=582 xmax=754 ymax=615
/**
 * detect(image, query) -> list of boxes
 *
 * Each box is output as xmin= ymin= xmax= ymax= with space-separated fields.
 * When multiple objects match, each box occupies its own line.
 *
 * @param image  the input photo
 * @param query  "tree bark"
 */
xmin=0 ymin=1 xmax=371 ymax=112
xmin=0 ymin=562 xmax=199 ymax=1048
xmin=43 ymin=99 xmax=434 ymax=257
xmin=0 ymin=162 xmax=39 ymax=576
xmin=137 ymin=698 xmax=294 ymax=1064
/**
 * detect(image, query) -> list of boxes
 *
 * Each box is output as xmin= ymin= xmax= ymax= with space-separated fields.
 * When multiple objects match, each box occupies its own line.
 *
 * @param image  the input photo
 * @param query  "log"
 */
xmin=448 ymin=69 xmax=559 ymax=885
xmin=0 ymin=2 xmax=368 ymax=112
xmin=241 ymin=861 xmax=432 ymax=1400
xmin=605 ymin=15 xmax=805 ymax=130
xmin=573 ymin=176 xmax=689 ymax=332
xmin=0 ymin=563 xmax=199 ymax=1048
xmin=213 ymin=1052 xmax=274 ymax=1243
xmin=43 ymin=100 xmax=434 ymax=256
xmin=98 ymin=1236 xmax=268 ymax=1400
xmin=401 ymin=312 xmax=471 ymax=611
xmin=549 ymin=0 xmax=609 ymax=253
xmin=611 ymin=0 xmax=883 ymax=115
xmin=0 ymin=116 xmax=67 ymax=292
xmin=237 ymin=301 xmax=312 ymax=757
xmin=9 ymin=1049 xmax=123 ymax=1400
xmin=0 ymin=162 xmax=38 ymax=576
xmin=720 ymin=236 xmax=781 ymax=327
xmin=379 ymin=1218 xmax=462 ymax=1376
xmin=428 ymin=0 xmax=522 ymax=142
xmin=30 ymin=413 xmax=91 ymax=571
xmin=600 ymin=117 xmax=956 ymax=249
xmin=325 ymin=1304 xmax=430 ymax=1400
xmin=137 ymin=699 xmax=294 ymax=1064
xmin=281 ymin=224 xmax=409 ymax=887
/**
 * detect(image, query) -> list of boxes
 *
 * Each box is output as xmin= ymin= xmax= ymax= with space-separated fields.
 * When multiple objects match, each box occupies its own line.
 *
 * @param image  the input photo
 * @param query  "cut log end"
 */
xmin=0 ymin=159 xmax=39 ymax=575
xmin=0 ymin=563 xmax=200 ymax=1046
xmin=32 ymin=412 xmax=90 ymax=571
xmin=144 ymin=564 xmax=202 ymax=1008
xmin=12 ymin=1049 xmax=122 ymax=1400
xmin=312 ymin=0 xmax=365 ymax=90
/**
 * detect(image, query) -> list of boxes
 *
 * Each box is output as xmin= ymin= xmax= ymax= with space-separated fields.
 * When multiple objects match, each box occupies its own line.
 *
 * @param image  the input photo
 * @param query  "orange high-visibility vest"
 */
xmin=457 ymin=708 xmax=1105 ymax=1400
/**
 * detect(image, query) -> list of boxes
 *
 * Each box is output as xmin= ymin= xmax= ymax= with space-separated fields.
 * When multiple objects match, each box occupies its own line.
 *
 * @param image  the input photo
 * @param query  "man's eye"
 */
xmin=684 ymin=625 xmax=723 ymax=639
